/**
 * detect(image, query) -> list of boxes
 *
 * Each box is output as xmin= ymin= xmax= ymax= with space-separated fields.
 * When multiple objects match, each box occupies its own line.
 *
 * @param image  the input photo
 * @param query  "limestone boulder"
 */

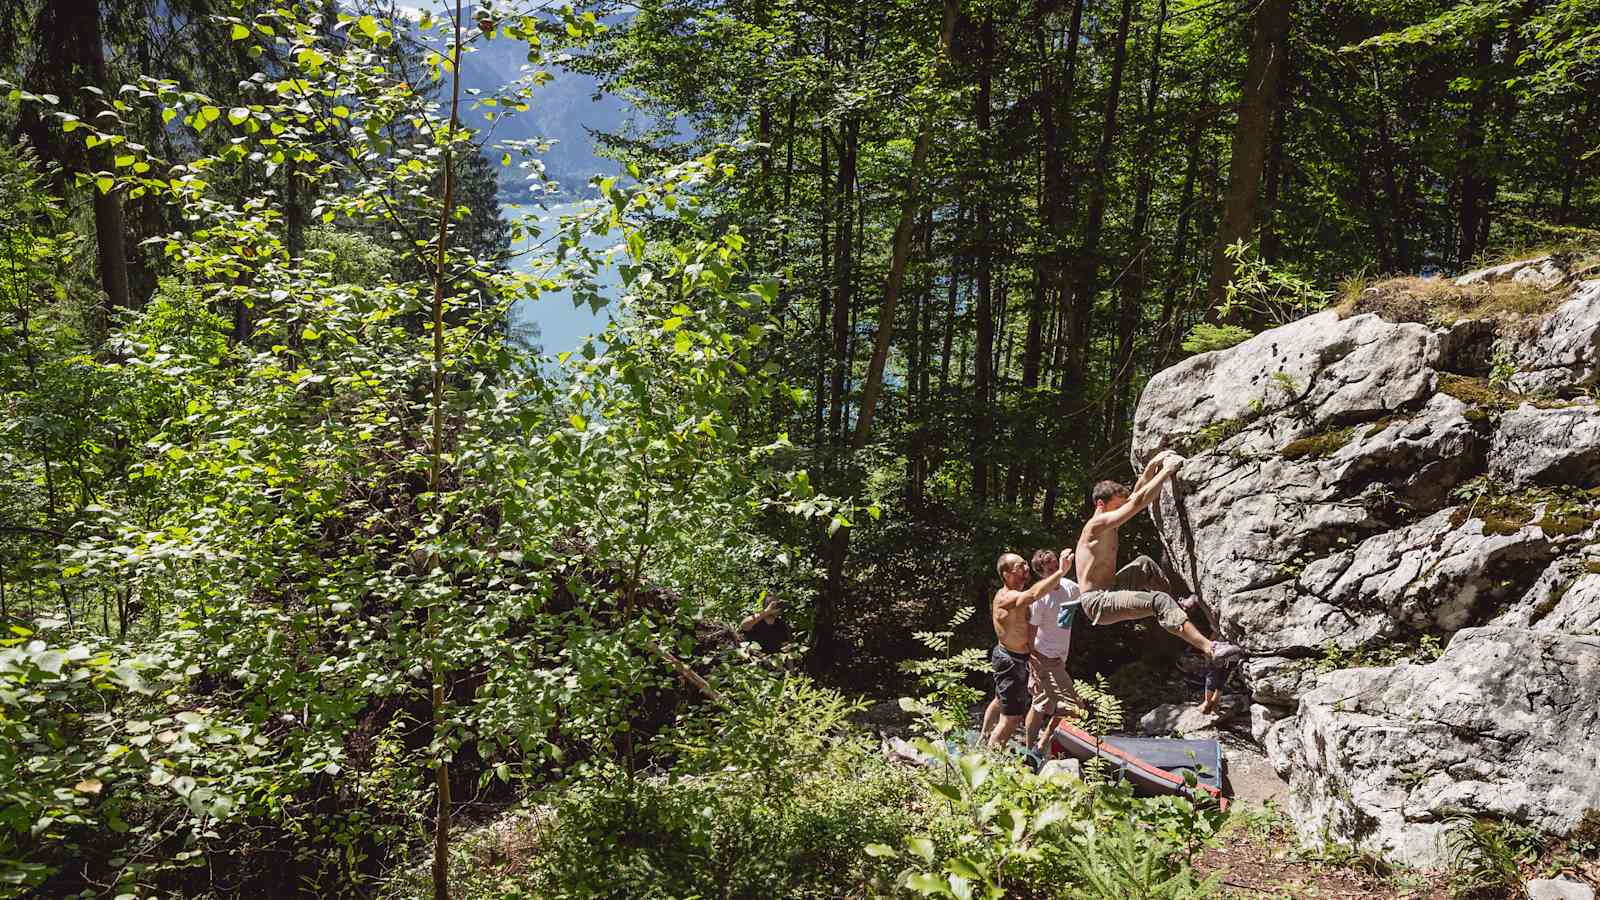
xmin=1285 ymin=627 xmax=1600 ymax=867
xmin=1456 ymin=255 xmax=1568 ymax=291
xmin=1131 ymin=263 xmax=1600 ymax=867
xmin=1137 ymin=696 xmax=1247 ymax=739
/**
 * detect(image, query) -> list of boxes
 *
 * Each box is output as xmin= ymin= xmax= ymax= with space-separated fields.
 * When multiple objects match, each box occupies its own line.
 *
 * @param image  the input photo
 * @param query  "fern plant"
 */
xmin=1075 ymin=675 xmax=1126 ymax=787
xmin=900 ymin=606 xmax=987 ymax=731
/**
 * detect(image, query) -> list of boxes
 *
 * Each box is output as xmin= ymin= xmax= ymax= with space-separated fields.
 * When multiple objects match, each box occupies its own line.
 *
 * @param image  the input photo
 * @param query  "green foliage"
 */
xmin=1180 ymin=323 xmax=1254 ymax=354
xmin=871 ymin=738 xmax=1226 ymax=899
xmin=1076 ymin=674 xmax=1127 ymax=786
xmin=900 ymin=605 xmax=988 ymax=724
xmin=0 ymin=5 xmax=831 ymax=893
xmin=1213 ymin=241 xmax=1334 ymax=328
xmin=1489 ymin=347 xmax=1519 ymax=393
xmin=440 ymin=677 xmax=916 ymax=900
xmin=1445 ymin=816 xmax=1543 ymax=899
xmin=1312 ymin=633 xmax=1445 ymax=674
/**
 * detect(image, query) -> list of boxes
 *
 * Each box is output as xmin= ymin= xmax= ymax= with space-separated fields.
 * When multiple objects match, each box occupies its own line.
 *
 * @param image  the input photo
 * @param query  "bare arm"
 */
xmin=996 ymin=550 xmax=1075 ymax=611
xmin=1100 ymin=455 xmax=1183 ymax=529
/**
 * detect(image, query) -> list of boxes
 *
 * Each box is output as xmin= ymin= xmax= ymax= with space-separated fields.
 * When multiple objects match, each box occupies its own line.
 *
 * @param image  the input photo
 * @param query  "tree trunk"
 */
xmin=1258 ymin=40 xmax=1289 ymax=264
xmin=67 ymin=0 xmax=133 ymax=338
xmin=939 ymin=224 xmax=962 ymax=394
xmin=1456 ymin=37 xmax=1494 ymax=268
xmin=828 ymin=119 xmax=857 ymax=446
xmin=1204 ymin=0 xmax=1292 ymax=311
xmin=427 ymin=10 xmax=466 ymax=898
xmin=816 ymin=0 xmax=956 ymax=668
xmin=815 ymin=120 xmax=831 ymax=450
xmin=1066 ymin=0 xmax=1135 ymax=427
xmin=1559 ymin=96 xmax=1595 ymax=225
xmin=972 ymin=14 xmax=996 ymax=509
xmin=1156 ymin=117 xmax=1202 ymax=365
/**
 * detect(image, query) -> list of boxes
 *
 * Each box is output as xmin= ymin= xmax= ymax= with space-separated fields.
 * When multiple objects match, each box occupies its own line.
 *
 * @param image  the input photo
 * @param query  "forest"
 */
xmin=3 ymin=0 xmax=1599 ymax=897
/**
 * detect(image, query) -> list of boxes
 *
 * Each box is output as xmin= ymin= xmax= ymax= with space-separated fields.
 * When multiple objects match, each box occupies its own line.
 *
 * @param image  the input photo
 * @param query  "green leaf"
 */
xmin=863 ymin=843 xmax=898 ymax=858
xmin=905 ymin=872 xmax=948 ymax=896
xmin=1033 ymin=802 xmax=1070 ymax=832
xmin=230 ymin=23 xmax=250 ymax=40
xmin=95 ymin=176 xmax=114 ymax=194
xmin=946 ymin=857 xmax=982 ymax=880
xmin=957 ymin=753 xmax=990 ymax=792
xmin=358 ymin=15 xmax=380 ymax=37
xmin=906 ymin=836 xmax=935 ymax=863
xmin=228 ymin=107 xmax=249 ymax=125
xmin=661 ymin=316 xmax=683 ymax=333
xmin=673 ymin=331 xmax=692 ymax=354
xmin=569 ymin=414 xmax=586 ymax=431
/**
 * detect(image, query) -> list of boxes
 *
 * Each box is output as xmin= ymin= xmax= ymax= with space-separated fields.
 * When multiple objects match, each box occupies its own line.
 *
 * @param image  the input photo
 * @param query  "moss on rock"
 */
xmin=1280 ymin=427 xmax=1356 ymax=461
xmin=1177 ymin=411 xmax=1258 ymax=456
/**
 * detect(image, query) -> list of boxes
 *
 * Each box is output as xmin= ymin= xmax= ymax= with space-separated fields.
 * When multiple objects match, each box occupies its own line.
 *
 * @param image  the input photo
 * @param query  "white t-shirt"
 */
xmin=1029 ymin=581 xmax=1079 ymax=660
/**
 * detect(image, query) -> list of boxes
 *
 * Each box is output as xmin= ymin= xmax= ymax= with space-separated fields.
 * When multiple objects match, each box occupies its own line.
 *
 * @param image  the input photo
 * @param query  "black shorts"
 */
xmin=991 ymin=644 xmax=1031 ymax=716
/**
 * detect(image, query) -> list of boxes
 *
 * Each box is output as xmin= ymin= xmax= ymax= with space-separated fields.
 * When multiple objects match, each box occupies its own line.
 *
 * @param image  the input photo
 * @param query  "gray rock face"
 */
xmin=1137 ymin=697 xmax=1247 ymax=739
xmin=1285 ymin=628 xmax=1600 ymax=868
xmin=1131 ymin=264 xmax=1600 ymax=865
xmin=1493 ymin=553 xmax=1600 ymax=635
xmin=1508 ymin=280 xmax=1600 ymax=395
xmin=1456 ymin=255 xmax=1568 ymax=291
xmin=1492 ymin=402 xmax=1600 ymax=487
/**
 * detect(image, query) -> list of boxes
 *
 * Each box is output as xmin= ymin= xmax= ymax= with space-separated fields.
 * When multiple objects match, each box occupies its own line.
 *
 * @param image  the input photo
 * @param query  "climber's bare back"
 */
xmin=1075 ymin=515 xmax=1120 ymax=593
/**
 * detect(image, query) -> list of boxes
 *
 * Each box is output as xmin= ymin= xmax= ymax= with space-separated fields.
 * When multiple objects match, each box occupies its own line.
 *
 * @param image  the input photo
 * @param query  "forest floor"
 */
xmin=849 ymin=663 xmax=1466 ymax=899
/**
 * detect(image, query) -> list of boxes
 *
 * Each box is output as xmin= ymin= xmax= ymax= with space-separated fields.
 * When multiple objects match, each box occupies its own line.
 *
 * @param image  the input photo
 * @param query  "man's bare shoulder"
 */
xmin=1082 ymin=511 xmax=1117 ymax=534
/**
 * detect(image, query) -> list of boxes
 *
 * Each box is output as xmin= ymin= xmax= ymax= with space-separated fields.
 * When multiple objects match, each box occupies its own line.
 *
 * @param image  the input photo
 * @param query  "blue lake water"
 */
xmin=502 ymin=200 xmax=623 ymax=355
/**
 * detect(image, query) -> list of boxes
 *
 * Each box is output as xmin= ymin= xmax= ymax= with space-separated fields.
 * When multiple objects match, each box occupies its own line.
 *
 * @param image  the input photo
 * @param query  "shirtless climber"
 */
xmin=1075 ymin=450 xmax=1244 ymax=664
xmin=984 ymin=547 xmax=1073 ymax=748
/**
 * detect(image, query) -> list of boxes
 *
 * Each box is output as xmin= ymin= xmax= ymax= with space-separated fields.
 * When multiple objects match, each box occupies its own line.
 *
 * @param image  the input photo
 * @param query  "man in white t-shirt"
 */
xmin=1025 ymin=548 xmax=1083 ymax=754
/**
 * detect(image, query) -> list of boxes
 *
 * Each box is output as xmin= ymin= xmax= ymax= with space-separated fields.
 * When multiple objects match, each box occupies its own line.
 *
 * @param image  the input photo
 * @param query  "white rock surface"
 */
xmin=1526 ymin=878 xmax=1596 ymax=900
xmin=1137 ymin=696 xmax=1247 ymax=738
xmin=1285 ymin=628 xmax=1600 ymax=867
xmin=1491 ymin=402 xmax=1600 ymax=488
xmin=1508 ymin=281 xmax=1600 ymax=395
xmin=1130 ymin=264 xmax=1600 ymax=866
xmin=1456 ymin=256 xmax=1565 ymax=289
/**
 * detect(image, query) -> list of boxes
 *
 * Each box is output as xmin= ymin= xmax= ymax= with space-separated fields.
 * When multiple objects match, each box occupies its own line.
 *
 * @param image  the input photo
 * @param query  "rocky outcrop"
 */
xmin=1286 ymin=628 xmax=1600 ymax=866
xmin=1132 ymin=259 xmax=1600 ymax=866
xmin=1507 ymin=280 xmax=1600 ymax=396
xmin=1491 ymin=403 xmax=1600 ymax=487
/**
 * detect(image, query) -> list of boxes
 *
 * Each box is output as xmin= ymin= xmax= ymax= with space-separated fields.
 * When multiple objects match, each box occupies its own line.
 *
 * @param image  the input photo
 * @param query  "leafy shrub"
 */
xmin=871 ymin=742 xmax=1225 ymax=899
xmin=1180 ymin=323 xmax=1253 ymax=354
xmin=1445 ymin=815 xmax=1543 ymax=898
xmin=497 ymin=677 xmax=919 ymax=900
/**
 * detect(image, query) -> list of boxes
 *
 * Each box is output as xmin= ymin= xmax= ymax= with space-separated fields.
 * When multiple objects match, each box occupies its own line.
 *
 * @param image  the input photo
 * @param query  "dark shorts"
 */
xmin=991 ymin=644 xmax=1031 ymax=716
